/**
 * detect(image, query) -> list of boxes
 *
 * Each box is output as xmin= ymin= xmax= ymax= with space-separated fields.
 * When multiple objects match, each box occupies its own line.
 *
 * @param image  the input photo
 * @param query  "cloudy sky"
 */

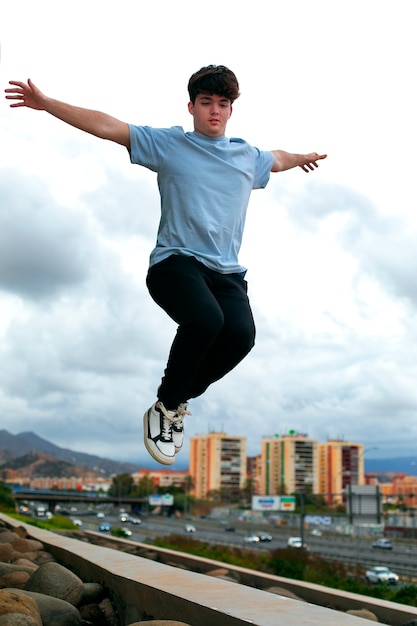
xmin=1 ymin=1 xmax=416 ymax=469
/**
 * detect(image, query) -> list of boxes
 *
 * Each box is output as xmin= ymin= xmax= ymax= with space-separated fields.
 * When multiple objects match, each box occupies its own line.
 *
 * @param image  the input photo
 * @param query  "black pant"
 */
xmin=146 ymin=255 xmax=256 ymax=409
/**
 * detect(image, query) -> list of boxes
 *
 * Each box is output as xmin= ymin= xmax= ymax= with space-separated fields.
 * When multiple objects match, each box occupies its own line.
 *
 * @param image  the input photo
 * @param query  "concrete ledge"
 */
xmin=107 ymin=534 xmax=417 ymax=626
xmin=2 ymin=514 xmax=416 ymax=625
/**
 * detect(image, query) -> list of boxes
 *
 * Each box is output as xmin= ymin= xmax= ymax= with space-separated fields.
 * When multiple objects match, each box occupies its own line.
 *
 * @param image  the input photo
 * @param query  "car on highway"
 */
xmin=184 ymin=524 xmax=196 ymax=533
xmin=224 ymin=526 xmax=236 ymax=532
xmin=257 ymin=533 xmax=272 ymax=542
xmin=365 ymin=566 xmax=399 ymax=585
xmin=372 ymin=538 xmax=393 ymax=550
xmin=130 ymin=517 xmax=142 ymax=525
xmin=99 ymin=522 xmax=111 ymax=532
xmin=287 ymin=536 xmax=304 ymax=548
xmin=244 ymin=534 xmax=260 ymax=543
xmin=72 ymin=519 xmax=83 ymax=527
xmin=120 ymin=527 xmax=132 ymax=537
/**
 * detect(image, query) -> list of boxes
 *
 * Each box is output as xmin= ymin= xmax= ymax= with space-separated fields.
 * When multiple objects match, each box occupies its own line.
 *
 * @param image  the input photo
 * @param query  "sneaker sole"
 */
xmin=143 ymin=410 xmax=175 ymax=466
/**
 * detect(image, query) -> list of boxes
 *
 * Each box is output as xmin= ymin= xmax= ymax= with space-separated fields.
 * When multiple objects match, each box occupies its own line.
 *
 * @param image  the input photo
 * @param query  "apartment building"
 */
xmin=189 ymin=432 xmax=247 ymax=499
xmin=260 ymin=433 xmax=319 ymax=495
xmin=134 ymin=468 xmax=189 ymax=489
xmin=318 ymin=440 xmax=364 ymax=505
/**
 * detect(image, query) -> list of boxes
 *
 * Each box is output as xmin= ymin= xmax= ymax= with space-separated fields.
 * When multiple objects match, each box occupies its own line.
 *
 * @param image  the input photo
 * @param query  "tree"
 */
xmin=0 ymin=483 xmax=16 ymax=511
xmin=108 ymin=473 xmax=134 ymax=498
xmin=135 ymin=475 xmax=156 ymax=498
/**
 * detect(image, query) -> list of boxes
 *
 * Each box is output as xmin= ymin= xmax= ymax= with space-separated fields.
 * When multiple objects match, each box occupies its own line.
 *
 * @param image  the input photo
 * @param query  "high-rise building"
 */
xmin=318 ymin=440 xmax=364 ymax=505
xmin=260 ymin=433 xmax=319 ymax=495
xmin=189 ymin=432 xmax=247 ymax=500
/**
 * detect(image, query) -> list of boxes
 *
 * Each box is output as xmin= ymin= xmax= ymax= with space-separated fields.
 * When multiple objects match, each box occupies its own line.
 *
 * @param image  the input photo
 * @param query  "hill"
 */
xmin=0 ymin=450 xmax=87 ymax=479
xmin=0 ymin=430 xmax=141 ymax=477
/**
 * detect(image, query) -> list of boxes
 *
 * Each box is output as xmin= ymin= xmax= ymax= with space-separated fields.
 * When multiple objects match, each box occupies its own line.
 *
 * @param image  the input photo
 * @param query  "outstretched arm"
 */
xmin=271 ymin=150 xmax=327 ymax=173
xmin=5 ymin=79 xmax=130 ymax=148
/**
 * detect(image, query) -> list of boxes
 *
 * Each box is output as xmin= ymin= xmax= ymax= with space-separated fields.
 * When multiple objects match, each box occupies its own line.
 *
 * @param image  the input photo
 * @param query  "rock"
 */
xmin=0 ymin=571 xmax=30 ymax=590
xmin=265 ymin=585 xmax=305 ymax=601
xmin=25 ymin=552 xmax=54 ymax=566
xmin=0 ymin=533 xmax=20 ymax=546
xmin=10 ymin=542 xmax=43 ymax=556
xmin=205 ymin=567 xmax=239 ymax=582
xmin=10 ymin=561 xmax=37 ymax=573
xmin=80 ymin=582 xmax=106 ymax=605
xmin=11 ymin=528 xmax=29 ymax=540
xmin=0 ymin=613 xmax=40 ymax=625
xmin=79 ymin=603 xmax=108 ymax=625
xmin=0 ymin=545 xmax=13 ymax=563
xmin=0 ymin=589 xmax=42 ymax=625
xmin=97 ymin=598 xmax=118 ymax=626
xmin=347 ymin=608 xmax=378 ymax=621
xmin=25 ymin=562 xmax=84 ymax=606
xmin=5 ymin=590 xmax=82 ymax=626
xmin=0 ymin=567 xmax=36 ymax=579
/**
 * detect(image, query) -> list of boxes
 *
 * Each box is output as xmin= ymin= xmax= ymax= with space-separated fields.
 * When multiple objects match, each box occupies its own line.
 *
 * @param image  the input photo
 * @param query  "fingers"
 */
xmin=301 ymin=153 xmax=327 ymax=172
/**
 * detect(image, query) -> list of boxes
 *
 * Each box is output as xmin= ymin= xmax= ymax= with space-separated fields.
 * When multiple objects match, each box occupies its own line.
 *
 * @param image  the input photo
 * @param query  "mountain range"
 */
xmin=0 ymin=429 xmax=141 ymax=478
xmin=1 ymin=429 xmax=416 ymax=480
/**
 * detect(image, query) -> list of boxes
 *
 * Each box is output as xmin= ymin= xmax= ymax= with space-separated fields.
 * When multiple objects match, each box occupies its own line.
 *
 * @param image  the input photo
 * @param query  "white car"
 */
xmin=372 ymin=538 xmax=393 ymax=550
xmin=287 ymin=536 xmax=304 ymax=548
xmin=184 ymin=524 xmax=196 ymax=533
xmin=244 ymin=534 xmax=260 ymax=543
xmin=366 ymin=566 xmax=399 ymax=585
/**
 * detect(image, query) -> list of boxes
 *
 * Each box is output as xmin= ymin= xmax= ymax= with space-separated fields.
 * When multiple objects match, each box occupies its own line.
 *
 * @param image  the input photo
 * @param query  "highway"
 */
xmin=67 ymin=509 xmax=417 ymax=580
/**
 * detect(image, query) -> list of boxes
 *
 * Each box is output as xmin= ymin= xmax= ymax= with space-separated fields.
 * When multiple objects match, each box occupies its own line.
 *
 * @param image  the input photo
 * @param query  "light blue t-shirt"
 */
xmin=128 ymin=125 xmax=274 ymax=274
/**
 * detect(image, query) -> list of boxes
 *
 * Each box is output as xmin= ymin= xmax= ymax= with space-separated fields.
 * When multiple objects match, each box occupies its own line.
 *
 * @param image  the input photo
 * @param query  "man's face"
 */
xmin=188 ymin=93 xmax=232 ymax=137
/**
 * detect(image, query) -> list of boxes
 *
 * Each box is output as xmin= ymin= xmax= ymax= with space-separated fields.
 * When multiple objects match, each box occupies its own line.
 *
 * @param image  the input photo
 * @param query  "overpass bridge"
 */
xmin=12 ymin=487 xmax=147 ymax=513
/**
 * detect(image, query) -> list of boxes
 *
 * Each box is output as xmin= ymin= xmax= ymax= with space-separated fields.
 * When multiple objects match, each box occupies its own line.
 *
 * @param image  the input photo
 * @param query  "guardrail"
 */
xmin=3 ymin=514 xmax=417 ymax=626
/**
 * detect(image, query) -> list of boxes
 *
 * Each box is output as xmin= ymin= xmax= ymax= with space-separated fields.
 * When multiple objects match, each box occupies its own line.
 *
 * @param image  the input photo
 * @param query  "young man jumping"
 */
xmin=5 ymin=65 xmax=327 ymax=465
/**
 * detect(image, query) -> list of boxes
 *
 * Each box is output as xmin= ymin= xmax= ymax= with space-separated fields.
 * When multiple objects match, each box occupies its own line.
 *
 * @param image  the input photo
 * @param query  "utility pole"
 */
xmin=300 ymin=492 xmax=306 ymax=546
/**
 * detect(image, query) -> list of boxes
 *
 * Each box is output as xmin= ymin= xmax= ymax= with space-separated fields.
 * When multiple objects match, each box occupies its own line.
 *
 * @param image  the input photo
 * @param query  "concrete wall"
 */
xmin=3 ymin=514 xmax=417 ymax=625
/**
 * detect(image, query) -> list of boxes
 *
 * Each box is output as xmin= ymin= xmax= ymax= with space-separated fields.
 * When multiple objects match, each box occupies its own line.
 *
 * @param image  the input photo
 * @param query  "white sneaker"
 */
xmin=143 ymin=402 xmax=176 ymax=465
xmin=171 ymin=403 xmax=191 ymax=453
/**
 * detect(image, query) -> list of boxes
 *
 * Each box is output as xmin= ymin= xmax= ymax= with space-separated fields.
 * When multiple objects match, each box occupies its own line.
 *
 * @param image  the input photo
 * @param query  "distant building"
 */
xmin=367 ymin=473 xmax=417 ymax=508
xmin=189 ymin=432 xmax=247 ymax=500
xmin=134 ymin=468 xmax=189 ymax=489
xmin=318 ymin=440 xmax=364 ymax=505
xmin=247 ymin=455 xmax=261 ymax=495
xmin=260 ymin=433 xmax=319 ymax=495
xmin=28 ymin=475 xmax=110 ymax=491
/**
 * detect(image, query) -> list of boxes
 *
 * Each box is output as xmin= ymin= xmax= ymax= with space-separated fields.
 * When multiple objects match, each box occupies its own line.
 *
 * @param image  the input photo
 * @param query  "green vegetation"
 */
xmin=0 ymin=484 xmax=16 ymax=512
xmin=5 ymin=513 xmax=83 ymax=531
xmin=150 ymin=534 xmax=417 ymax=607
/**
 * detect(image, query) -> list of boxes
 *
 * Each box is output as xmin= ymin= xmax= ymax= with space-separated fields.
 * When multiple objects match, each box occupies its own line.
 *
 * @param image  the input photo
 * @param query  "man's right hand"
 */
xmin=5 ymin=79 xmax=47 ymax=110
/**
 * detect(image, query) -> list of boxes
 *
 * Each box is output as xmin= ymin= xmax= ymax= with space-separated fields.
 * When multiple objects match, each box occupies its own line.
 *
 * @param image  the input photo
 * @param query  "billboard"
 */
xmin=252 ymin=496 xmax=295 ymax=511
xmin=346 ymin=485 xmax=382 ymax=522
xmin=148 ymin=494 xmax=174 ymax=506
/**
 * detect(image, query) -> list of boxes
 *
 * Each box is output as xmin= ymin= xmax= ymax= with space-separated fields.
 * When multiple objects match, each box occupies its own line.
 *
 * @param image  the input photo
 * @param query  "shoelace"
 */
xmin=158 ymin=401 xmax=192 ymax=426
xmin=160 ymin=414 xmax=173 ymax=441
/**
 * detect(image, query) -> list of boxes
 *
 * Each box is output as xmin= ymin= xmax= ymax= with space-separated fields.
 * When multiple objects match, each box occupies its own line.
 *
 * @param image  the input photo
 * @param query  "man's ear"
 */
xmin=229 ymin=105 xmax=233 ymax=119
xmin=188 ymin=101 xmax=194 ymax=115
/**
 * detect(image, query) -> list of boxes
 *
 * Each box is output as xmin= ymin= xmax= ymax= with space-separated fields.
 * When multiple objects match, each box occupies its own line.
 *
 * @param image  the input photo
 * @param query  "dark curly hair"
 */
xmin=188 ymin=65 xmax=240 ymax=104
